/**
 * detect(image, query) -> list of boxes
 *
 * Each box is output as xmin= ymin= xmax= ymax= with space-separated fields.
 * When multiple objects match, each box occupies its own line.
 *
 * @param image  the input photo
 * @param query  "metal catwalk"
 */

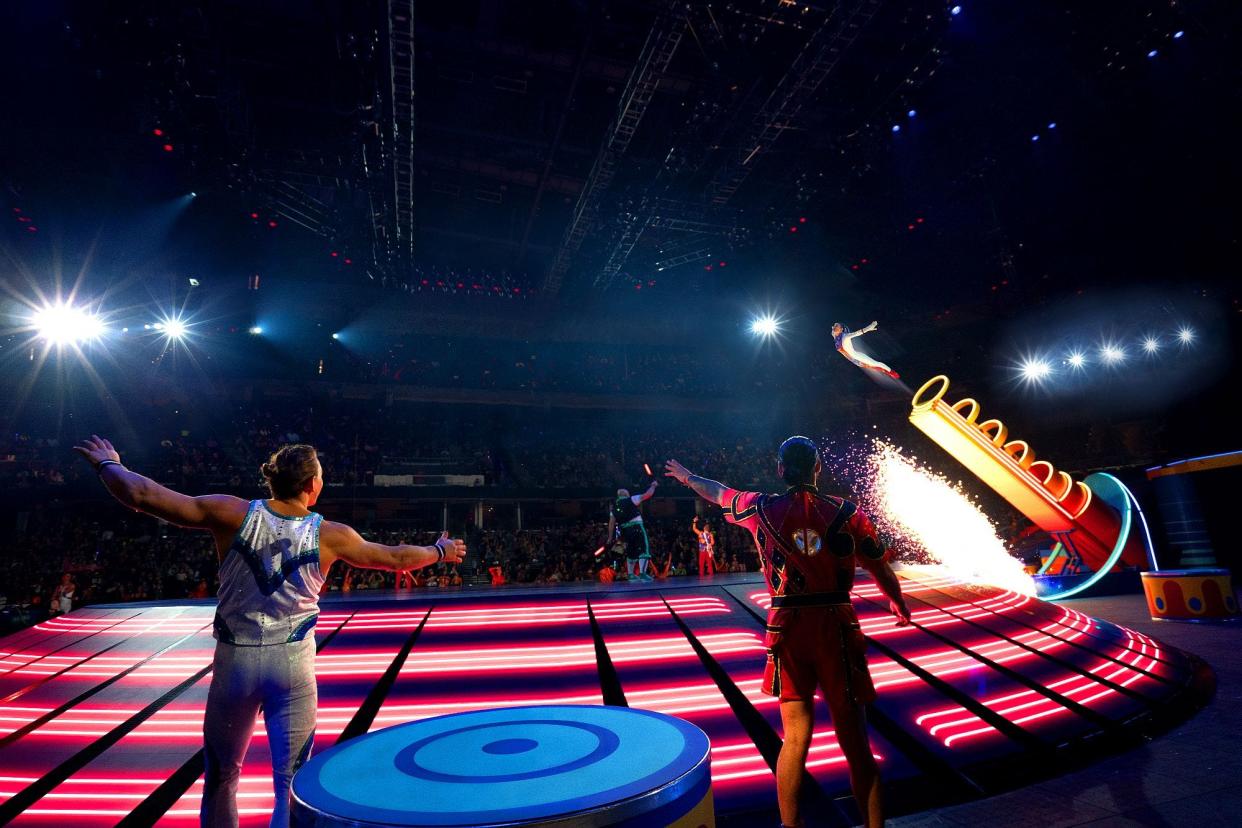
xmin=0 ymin=570 xmax=1213 ymax=826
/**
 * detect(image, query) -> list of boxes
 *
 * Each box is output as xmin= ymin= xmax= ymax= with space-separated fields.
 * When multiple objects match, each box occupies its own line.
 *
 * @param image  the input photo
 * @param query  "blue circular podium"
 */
xmin=291 ymin=705 xmax=714 ymax=827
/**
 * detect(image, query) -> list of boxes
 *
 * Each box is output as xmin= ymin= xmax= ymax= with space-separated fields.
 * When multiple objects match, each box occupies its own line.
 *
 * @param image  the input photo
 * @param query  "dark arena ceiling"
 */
xmin=1 ymin=1 xmax=1240 ymax=350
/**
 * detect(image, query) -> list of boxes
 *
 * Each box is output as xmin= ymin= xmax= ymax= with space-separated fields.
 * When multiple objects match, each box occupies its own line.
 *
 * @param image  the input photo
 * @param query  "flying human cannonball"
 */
xmin=290 ymin=705 xmax=714 ymax=827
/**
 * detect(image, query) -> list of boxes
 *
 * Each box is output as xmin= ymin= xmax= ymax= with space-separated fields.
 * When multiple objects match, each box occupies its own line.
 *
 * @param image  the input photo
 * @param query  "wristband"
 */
xmin=95 ymin=459 xmax=123 ymax=476
xmin=435 ymin=541 xmax=447 ymax=563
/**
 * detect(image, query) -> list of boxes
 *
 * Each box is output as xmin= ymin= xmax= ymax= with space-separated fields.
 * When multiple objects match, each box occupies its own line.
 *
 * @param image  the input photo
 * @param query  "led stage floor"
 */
xmin=0 ymin=570 xmax=1213 ymax=827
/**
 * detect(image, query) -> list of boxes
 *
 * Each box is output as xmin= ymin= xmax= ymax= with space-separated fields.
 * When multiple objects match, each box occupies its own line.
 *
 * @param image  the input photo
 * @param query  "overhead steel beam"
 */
xmin=595 ymin=197 xmax=749 ymax=289
xmin=706 ymin=0 xmax=883 ymax=206
xmin=388 ymin=0 xmax=417 ymax=274
xmin=542 ymin=1 xmax=687 ymax=295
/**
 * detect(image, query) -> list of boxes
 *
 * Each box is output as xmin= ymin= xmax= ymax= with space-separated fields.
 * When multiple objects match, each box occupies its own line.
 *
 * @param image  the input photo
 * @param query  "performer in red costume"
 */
xmin=665 ymin=437 xmax=910 ymax=828
xmin=692 ymin=516 xmax=716 ymax=577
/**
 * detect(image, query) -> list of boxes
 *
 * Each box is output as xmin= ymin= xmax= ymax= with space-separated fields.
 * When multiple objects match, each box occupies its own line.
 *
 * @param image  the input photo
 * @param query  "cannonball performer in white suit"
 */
xmin=832 ymin=321 xmax=900 ymax=380
xmin=72 ymin=437 xmax=466 ymax=828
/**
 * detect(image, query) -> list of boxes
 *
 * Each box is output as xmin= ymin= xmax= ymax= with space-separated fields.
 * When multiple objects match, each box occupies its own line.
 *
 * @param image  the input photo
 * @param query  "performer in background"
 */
xmin=606 ymin=480 xmax=658 ymax=581
xmin=665 ymin=437 xmax=909 ymax=828
xmin=692 ymin=516 xmax=716 ymax=577
xmin=50 ymin=573 xmax=76 ymax=616
xmin=73 ymin=437 xmax=466 ymax=828
xmin=832 ymin=321 xmax=900 ymax=380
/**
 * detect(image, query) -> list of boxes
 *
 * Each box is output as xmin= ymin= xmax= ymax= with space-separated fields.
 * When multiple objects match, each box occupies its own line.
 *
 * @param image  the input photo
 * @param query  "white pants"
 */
xmin=201 ymin=637 xmax=317 ymax=828
xmin=839 ymin=340 xmax=895 ymax=374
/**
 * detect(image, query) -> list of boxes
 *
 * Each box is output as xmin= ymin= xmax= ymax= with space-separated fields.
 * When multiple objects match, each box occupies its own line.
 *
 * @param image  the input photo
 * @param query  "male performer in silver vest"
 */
xmin=74 ymin=437 xmax=466 ymax=828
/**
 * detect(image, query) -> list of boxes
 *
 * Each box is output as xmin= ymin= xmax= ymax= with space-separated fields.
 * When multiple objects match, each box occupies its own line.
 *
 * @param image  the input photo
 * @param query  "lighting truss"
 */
xmin=543 ymin=0 xmax=687 ymax=295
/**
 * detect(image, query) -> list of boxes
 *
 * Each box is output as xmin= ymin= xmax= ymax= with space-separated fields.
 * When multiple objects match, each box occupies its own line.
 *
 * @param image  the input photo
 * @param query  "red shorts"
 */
xmin=761 ymin=605 xmax=876 ymax=707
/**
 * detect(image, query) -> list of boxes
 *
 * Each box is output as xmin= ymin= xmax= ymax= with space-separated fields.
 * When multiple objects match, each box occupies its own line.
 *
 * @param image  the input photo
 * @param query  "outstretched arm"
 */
xmin=664 ymin=459 xmax=728 ymax=507
xmin=635 ymin=479 xmax=659 ymax=503
xmin=320 ymin=524 xmax=466 ymax=573
xmin=74 ymin=435 xmax=247 ymax=532
xmin=843 ymin=321 xmax=878 ymax=343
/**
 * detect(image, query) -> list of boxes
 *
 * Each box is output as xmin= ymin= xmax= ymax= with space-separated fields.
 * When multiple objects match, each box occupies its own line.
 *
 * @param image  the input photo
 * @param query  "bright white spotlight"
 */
xmin=1177 ymin=326 xmax=1195 ymax=345
xmin=161 ymin=318 xmax=188 ymax=340
xmin=1100 ymin=344 xmax=1125 ymax=364
xmin=1066 ymin=351 xmax=1086 ymax=369
xmin=750 ymin=316 xmax=779 ymax=337
xmin=249 ymin=326 xmax=264 ymax=335
xmin=1142 ymin=336 xmax=1160 ymax=354
xmin=1019 ymin=357 xmax=1053 ymax=384
xmin=32 ymin=303 xmax=105 ymax=346
xmin=331 ymin=332 xmax=340 ymax=341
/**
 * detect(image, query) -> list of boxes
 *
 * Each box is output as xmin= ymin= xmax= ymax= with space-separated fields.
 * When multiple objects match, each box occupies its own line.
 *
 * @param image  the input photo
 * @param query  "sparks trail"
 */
xmin=821 ymin=437 xmax=1035 ymax=596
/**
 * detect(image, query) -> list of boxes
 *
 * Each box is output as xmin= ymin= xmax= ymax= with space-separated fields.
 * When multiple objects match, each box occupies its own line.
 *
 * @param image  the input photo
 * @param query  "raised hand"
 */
xmin=664 ymin=459 xmax=691 ymax=485
xmin=73 ymin=435 xmax=121 ymax=469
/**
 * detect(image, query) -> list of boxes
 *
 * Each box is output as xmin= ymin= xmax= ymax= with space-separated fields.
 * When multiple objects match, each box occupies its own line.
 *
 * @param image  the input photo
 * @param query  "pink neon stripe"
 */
xmin=921 ymin=622 xmax=1163 ymax=745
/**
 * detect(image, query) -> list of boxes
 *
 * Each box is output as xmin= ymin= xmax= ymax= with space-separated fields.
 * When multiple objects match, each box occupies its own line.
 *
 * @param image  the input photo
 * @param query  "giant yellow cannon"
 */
xmin=910 ymin=375 xmax=1154 ymax=599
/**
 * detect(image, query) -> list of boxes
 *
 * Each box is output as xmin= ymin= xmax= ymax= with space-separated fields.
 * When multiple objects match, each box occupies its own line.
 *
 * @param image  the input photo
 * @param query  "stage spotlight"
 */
xmin=189 ymin=192 xmax=197 ymax=198
xmin=1173 ymin=30 xmax=1184 ymax=39
xmin=1019 ymin=357 xmax=1053 ymax=384
xmin=249 ymin=326 xmax=264 ymax=335
xmin=159 ymin=317 xmax=188 ymax=340
xmin=951 ymin=5 xmax=962 ymax=15
xmin=1147 ymin=49 xmax=1158 ymax=58
xmin=1066 ymin=351 xmax=1087 ymax=369
xmin=1047 ymin=122 xmax=1057 ymax=129
xmin=32 ymin=302 xmax=105 ymax=346
xmin=750 ymin=316 xmax=780 ymax=337
xmin=331 ymin=332 xmax=340 ymax=340
xmin=891 ymin=124 xmax=901 ymax=133
xmin=907 ymin=109 xmax=917 ymax=118
xmin=1031 ymin=134 xmax=1040 ymax=142
xmin=1142 ymin=336 xmax=1161 ymax=354
xmin=1100 ymin=344 xmax=1126 ymax=364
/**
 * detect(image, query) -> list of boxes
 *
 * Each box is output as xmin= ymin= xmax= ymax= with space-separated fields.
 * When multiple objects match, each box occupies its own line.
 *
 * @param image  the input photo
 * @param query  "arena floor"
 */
xmin=0 ymin=572 xmax=1213 ymax=826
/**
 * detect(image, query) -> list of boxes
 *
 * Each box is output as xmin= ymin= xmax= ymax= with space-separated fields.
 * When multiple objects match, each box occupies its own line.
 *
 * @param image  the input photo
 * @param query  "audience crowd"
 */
xmin=0 ymin=508 xmax=763 ymax=632
xmin=323 ymin=337 xmax=807 ymax=398
xmin=2 ymin=400 xmax=783 ymax=495
xmin=0 ymin=347 xmax=1049 ymax=633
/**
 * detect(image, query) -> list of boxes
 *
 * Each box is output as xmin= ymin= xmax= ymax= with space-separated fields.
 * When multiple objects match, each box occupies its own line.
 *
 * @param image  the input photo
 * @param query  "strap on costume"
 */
xmin=770 ymin=591 xmax=851 ymax=608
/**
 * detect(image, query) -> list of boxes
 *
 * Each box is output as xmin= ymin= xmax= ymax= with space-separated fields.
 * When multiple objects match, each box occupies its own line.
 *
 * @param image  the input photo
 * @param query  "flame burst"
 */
xmin=852 ymin=439 xmax=1035 ymax=596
